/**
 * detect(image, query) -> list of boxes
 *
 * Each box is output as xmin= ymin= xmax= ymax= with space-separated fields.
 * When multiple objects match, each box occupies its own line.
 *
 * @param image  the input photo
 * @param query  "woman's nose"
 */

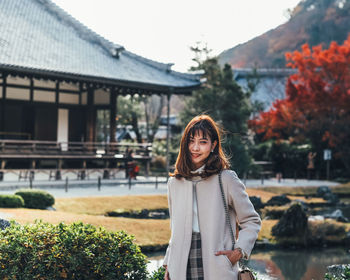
xmin=192 ymin=142 xmax=199 ymax=151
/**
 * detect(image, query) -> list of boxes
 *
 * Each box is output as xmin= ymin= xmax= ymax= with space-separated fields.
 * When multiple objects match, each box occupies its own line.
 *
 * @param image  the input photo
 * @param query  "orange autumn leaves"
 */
xmin=249 ymin=35 xmax=350 ymax=149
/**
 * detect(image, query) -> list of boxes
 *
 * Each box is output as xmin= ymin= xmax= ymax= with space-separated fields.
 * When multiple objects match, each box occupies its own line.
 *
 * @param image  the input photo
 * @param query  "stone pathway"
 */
xmin=0 ymin=175 xmax=340 ymax=198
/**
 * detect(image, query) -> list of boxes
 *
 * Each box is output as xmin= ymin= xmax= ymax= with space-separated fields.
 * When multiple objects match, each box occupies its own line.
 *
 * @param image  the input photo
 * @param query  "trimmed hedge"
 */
xmin=15 ymin=189 xmax=55 ymax=209
xmin=107 ymin=208 xmax=169 ymax=219
xmin=0 ymin=194 xmax=24 ymax=208
xmin=0 ymin=221 xmax=148 ymax=279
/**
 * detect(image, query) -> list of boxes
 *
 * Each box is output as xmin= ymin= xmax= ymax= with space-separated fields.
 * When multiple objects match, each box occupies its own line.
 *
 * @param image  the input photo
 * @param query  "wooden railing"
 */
xmin=0 ymin=140 xmax=152 ymax=159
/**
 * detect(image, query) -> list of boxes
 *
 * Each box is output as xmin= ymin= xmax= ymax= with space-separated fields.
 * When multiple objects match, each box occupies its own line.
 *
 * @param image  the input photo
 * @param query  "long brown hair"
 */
xmin=171 ymin=115 xmax=230 ymax=179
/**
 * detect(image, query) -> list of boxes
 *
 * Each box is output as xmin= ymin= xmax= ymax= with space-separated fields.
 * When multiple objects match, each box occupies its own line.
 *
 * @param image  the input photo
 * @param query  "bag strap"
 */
xmin=218 ymin=171 xmax=235 ymax=250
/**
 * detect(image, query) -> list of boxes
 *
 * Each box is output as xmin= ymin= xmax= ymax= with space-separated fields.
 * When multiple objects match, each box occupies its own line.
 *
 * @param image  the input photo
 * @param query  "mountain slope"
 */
xmin=219 ymin=0 xmax=350 ymax=68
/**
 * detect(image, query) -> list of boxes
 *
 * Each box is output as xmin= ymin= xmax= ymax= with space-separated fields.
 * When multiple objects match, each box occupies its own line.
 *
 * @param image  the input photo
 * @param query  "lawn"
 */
xmin=0 ymin=188 xmax=334 ymax=248
xmin=1 ymin=207 xmax=275 ymax=246
xmin=0 ymin=208 xmax=171 ymax=247
xmin=53 ymin=190 xmax=323 ymax=216
xmin=54 ymin=194 xmax=168 ymax=215
xmin=258 ymin=184 xmax=350 ymax=197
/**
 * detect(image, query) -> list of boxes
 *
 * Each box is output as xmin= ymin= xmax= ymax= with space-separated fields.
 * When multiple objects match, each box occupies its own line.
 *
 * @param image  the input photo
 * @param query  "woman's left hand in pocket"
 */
xmin=215 ymin=249 xmax=242 ymax=265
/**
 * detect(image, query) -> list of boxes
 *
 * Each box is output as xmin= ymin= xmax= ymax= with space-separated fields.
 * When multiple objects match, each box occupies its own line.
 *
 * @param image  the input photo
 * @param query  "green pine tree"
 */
xmin=180 ymin=45 xmax=252 ymax=175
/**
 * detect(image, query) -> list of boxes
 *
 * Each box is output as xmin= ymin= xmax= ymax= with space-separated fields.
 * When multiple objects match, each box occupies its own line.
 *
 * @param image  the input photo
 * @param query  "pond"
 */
xmin=147 ymin=247 xmax=350 ymax=279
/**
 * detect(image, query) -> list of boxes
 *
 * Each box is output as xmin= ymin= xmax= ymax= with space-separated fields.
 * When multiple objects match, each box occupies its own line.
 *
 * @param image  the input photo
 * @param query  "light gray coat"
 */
xmin=163 ymin=170 xmax=261 ymax=280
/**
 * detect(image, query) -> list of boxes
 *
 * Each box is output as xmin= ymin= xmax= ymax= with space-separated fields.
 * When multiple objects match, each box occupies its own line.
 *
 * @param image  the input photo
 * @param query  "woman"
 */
xmin=163 ymin=115 xmax=261 ymax=280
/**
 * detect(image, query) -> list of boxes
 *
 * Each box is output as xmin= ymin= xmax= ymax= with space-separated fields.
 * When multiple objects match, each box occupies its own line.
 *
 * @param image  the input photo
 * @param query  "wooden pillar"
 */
xmin=30 ymin=78 xmax=34 ymax=102
xmin=109 ymin=89 xmax=117 ymax=143
xmin=79 ymin=82 xmax=84 ymax=141
xmin=166 ymin=92 xmax=172 ymax=176
xmin=86 ymin=87 xmax=95 ymax=142
xmin=55 ymin=81 xmax=59 ymax=104
xmin=0 ymin=74 xmax=7 ymax=133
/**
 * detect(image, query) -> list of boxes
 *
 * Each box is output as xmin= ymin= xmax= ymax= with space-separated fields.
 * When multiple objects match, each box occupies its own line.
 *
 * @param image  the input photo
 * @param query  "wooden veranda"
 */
xmin=0 ymin=140 xmax=151 ymax=181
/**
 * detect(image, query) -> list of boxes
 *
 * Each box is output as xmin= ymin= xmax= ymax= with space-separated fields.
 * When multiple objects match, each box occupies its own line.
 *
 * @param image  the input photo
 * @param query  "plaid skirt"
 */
xmin=186 ymin=232 xmax=204 ymax=280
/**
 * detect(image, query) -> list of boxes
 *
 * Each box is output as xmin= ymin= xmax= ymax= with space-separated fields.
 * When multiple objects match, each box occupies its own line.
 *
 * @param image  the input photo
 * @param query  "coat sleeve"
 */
xmin=163 ymin=178 xmax=173 ymax=266
xmin=224 ymin=170 xmax=261 ymax=258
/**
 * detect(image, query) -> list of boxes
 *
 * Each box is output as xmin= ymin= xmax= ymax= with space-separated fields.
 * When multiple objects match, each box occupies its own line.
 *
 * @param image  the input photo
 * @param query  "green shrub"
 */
xmin=0 ymin=220 xmax=148 ymax=279
xmin=261 ymin=205 xmax=289 ymax=219
xmin=15 ymin=189 xmax=55 ymax=209
xmin=0 ymin=194 xmax=24 ymax=208
xmin=148 ymin=266 xmax=165 ymax=280
xmin=325 ymin=265 xmax=350 ymax=279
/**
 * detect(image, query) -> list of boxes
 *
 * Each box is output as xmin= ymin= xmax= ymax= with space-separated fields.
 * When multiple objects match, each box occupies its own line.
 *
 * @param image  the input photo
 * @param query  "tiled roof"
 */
xmin=0 ymin=0 xmax=200 ymax=89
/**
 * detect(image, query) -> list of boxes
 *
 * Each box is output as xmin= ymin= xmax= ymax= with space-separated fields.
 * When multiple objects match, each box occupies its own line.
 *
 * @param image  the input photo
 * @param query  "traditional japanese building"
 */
xmin=0 ymin=0 xmax=201 ymax=177
xmin=233 ymin=68 xmax=296 ymax=110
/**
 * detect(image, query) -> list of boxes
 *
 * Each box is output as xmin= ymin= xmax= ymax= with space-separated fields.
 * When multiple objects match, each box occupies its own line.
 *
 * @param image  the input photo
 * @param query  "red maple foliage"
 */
xmin=249 ymin=35 xmax=350 ymax=171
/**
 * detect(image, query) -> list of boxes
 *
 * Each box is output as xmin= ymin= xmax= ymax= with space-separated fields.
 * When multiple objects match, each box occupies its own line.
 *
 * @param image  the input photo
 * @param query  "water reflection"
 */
xmin=248 ymin=247 xmax=350 ymax=280
xmin=147 ymin=247 xmax=350 ymax=280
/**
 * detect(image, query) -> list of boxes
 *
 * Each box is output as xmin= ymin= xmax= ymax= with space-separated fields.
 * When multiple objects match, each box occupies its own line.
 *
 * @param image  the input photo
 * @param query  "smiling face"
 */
xmin=188 ymin=130 xmax=217 ymax=170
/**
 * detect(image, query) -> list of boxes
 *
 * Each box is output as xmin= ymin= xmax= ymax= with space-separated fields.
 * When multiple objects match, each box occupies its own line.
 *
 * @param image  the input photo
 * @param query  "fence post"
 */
xmin=98 ymin=176 xmax=101 ymax=191
xmin=155 ymin=175 xmax=158 ymax=189
xmin=128 ymin=176 xmax=131 ymax=190
xmin=29 ymin=176 xmax=33 ymax=189
xmin=261 ymin=173 xmax=264 ymax=185
xmin=65 ymin=177 xmax=68 ymax=192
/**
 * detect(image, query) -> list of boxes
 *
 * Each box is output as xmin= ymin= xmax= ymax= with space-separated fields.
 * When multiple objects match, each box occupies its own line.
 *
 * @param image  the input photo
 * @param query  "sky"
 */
xmin=52 ymin=0 xmax=301 ymax=72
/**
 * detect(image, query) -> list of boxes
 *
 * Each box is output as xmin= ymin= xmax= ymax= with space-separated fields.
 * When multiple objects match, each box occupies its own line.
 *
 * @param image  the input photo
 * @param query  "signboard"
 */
xmin=324 ymin=149 xmax=332 ymax=161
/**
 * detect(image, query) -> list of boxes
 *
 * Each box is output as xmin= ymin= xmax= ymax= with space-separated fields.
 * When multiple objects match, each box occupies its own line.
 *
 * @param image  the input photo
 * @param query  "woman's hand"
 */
xmin=215 ymin=248 xmax=243 ymax=265
xmin=164 ymin=265 xmax=170 ymax=280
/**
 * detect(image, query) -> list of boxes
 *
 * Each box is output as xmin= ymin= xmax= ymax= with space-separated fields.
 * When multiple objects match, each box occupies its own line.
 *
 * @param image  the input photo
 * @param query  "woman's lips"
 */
xmin=191 ymin=153 xmax=200 ymax=158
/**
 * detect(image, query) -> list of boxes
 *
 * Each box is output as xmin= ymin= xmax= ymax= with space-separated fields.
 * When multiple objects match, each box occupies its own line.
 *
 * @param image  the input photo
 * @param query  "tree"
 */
xmin=144 ymin=95 xmax=165 ymax=143
xmin=250 ymin=35 xmax=350 ymax=175
xmin=181 ymin=44 xmax=252 ymax=175
xmin=117 ymin=94 xmax=165 ymax=143
xmin=117 ymin=95 xmax=143 ymax=143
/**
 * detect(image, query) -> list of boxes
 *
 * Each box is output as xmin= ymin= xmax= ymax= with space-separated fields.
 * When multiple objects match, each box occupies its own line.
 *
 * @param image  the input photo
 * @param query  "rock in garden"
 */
xmin=0 ymin=218 xmax=10 ymax=230
xmin=326 ymin=264 xmax=350 ymax=279
xmin=316 ymin=186 xmax=332 ymax=197
xmin=308 ymin=215 xmax=324 ymax=222
xmin=272 ymin=203 xmax=308 ymax=237
xmin=323 ymin=192 xmax=339 ymax=205
xmin=292 ymin=199 xmax=308 ymax=210
xmin=249 ymin=196 xmax=264 ymax=210
xmin=266 ymin=194 xmax=291 ymax=206
xmin=325 ymin=209 xmax=349 ymax=223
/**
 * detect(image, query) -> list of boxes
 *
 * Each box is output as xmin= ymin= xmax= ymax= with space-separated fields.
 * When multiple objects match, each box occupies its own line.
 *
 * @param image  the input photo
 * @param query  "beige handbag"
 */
xmin=238 ymin=268 xmax=255 ymax=280
xmin=218 ymin=172 xmax=256 ymax=280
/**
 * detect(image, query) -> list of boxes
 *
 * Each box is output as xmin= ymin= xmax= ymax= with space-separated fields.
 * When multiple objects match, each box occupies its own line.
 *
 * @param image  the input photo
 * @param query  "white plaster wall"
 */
xmin=60 ymin=93 xmax=79 ymax=104
xmin=7 ymin=76 xmax=30 ymax=86
xmin=81 ymin=92 xmax=87 ymax=105
xmin=0 ymin=86 xmax=2 ymax=98
xmin=57 ymin=108 xmax=69 ymax=151
xmin=34 ymin=90 xmax=55 ymax=102
xmin=60 ymin=82 xmax=79 ymax=91
xmin=94 ymin=89 xmax=110 ymax=105
xmin=7 ymin=87 xmax=30 ymax=100
xmin=34 ymin=79 xmax=55 ymax=88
